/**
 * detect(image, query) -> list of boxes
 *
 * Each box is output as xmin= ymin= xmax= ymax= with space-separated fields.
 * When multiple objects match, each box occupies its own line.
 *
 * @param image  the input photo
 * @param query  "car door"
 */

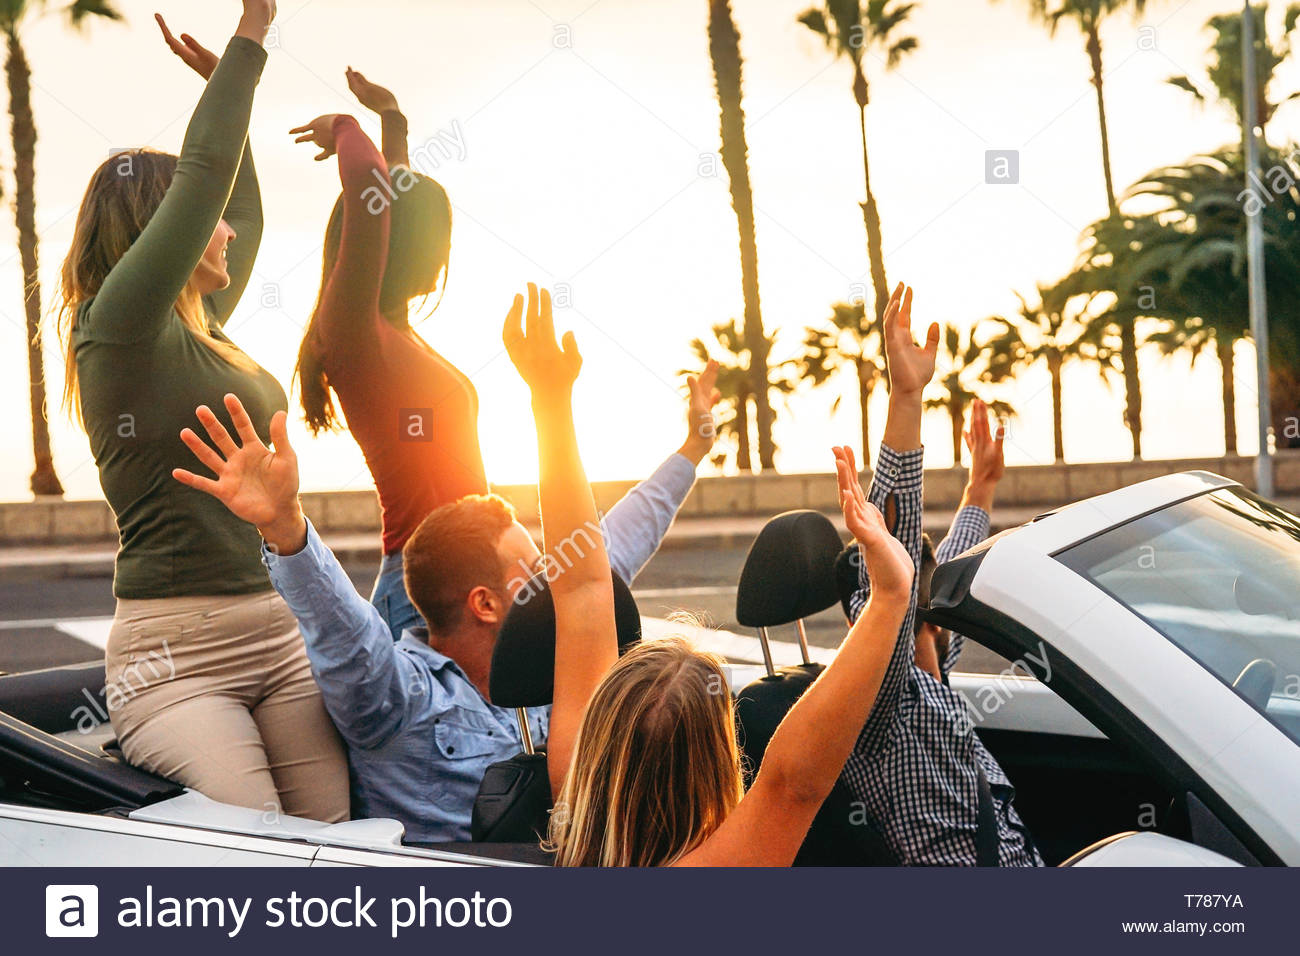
xmin=0 ymin=802 xmax=317 ymax=866
xmin=927 ymin=478 xmax=1300 ymax=866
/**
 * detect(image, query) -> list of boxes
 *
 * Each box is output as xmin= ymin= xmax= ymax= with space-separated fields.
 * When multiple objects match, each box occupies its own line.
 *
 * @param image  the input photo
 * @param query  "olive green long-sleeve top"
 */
xmin=72 ymin=36 xmax=285 ymax=599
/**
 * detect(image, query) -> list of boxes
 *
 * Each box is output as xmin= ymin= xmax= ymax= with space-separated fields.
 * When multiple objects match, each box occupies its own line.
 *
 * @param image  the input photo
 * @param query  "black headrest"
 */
xmin=736 ymin=510 xmax=845 ymax=628
xmin=489 ymin=570 xmax=642 ymax=709
xmin=834 ymin=544 xmax=860 ymax=621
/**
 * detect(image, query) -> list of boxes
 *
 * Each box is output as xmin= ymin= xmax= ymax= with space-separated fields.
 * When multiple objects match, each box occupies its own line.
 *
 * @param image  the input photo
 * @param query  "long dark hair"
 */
xmin=56 ymin=149 xmax=253 ymax=423
xmin=297 ymin=171 xmax=453 ymax=434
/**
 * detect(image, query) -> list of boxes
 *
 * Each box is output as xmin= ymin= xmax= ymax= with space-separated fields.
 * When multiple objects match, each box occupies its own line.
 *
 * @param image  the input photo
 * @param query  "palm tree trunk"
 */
xmin=856 ymin=84 xmax=890 ymax=381
xmin=1120 ymin=319 xmax=1143 ymax=459
xmin=735 ymin=388 xmax=753 ymax=473
xmin=708 ymin=0 xmax=776 ymax=471
xmin=950 ymin=398 xmax=964 ymax=465
xmin=1048 ymin=354 xmax=1065 ymax=463
xmin=1087 ymin=23 xmax=1142 ymax=458
xmin=7 ymin=30 xmax=62 ymax=497
xmin=1086 ymin=24 xmax=1118 ymax=215
xmin=856 ymin=358 xmax=872 ymax=469
xmin=1218 ymin=335 xmax=1238 ymax=454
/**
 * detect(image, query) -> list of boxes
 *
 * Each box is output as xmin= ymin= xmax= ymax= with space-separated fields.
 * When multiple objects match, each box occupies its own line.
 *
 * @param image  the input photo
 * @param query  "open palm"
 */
xmin=883 ymin=283 xmax=940 ymax=395
xmin=346 ymin=67 xmax=399 ymax=114
xmin=834 ymin=445 xmax=913 ymax=595
xmin=503 ymin=283 xmax=583 ymax=395
xmin=156 ymin=15 xmax=219 ymax=80
xmin=173 ymin=394 xmax=300 ymax=531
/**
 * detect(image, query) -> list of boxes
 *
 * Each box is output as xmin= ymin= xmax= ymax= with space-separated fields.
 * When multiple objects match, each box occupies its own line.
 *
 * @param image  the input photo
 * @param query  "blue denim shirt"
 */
xmin=264 ymin=452 xmax=697 ymax=843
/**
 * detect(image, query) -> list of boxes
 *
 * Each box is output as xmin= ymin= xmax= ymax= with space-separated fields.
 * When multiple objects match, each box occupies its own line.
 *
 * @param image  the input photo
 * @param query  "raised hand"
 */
xmin=680 ymin=360 xmax=722 ymax=465
xmin=290 ymin=115 xmax=343 ymax=162
xmin=237 ymin=0 xmax=277 ymax=45
xmin=241 ymin=0 xmax=278 ymax=25
xmin=502 ymin=283 xmax=583 ymax=397
xmin=834 ymin=445 xmax=913 ymax=597
xmin=346 ymin=67 xmax=399 ymax=114
xmin=156 ymin=15 xmax=219 ymax=80
xmin=961 ymin=398 xmax=1005 ymax=511
xmin=172 ymin=394 xmax=306 ymax=552
xmin=883 ymin=283 xmax=940 ymax=396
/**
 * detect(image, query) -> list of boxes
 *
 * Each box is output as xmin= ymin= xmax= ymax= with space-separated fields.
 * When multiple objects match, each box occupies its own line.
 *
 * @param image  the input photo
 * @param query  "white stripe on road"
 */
xmin=0 ymin=616 xmax=107 ymax=630
xmin=632 ymin=586 xmax=733 ymax=598
xmin=0 ymin=615 xmax=113 ymax=651
xmin=54 ymin=617 xmax=113 ymax=651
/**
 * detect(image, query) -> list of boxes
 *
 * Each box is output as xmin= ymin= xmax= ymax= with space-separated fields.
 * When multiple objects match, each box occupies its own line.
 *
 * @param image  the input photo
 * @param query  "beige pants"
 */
xmin=106 ymin=590 xmax=350 ymax=823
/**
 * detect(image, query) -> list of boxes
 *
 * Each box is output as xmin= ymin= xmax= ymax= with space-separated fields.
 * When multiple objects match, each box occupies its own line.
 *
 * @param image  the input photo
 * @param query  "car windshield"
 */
xmin=1056 ymin=487 xmax=1300 ymax=749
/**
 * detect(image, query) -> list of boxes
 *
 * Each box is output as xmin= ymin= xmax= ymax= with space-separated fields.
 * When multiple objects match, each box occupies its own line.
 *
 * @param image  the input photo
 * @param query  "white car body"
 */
xmin=1 ymin=471 xmax=1295 ymax=867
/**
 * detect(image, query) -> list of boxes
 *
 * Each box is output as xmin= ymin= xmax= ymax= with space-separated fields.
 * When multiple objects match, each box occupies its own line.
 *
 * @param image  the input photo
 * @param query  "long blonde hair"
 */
xmin=547 ymin=637 xmax=744 ymax=867
xmin=55 ymin=148 xmax=251 ymax=424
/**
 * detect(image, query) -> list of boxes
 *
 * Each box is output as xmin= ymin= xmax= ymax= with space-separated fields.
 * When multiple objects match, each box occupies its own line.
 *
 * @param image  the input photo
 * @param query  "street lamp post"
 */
xmin=1243 ymin=0 xmax=1275 ymax=498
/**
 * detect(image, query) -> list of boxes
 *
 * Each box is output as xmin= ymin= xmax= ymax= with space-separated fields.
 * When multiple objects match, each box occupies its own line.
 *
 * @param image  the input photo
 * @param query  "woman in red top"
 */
xmin=292 ymin=72 xmax=486 ymax=639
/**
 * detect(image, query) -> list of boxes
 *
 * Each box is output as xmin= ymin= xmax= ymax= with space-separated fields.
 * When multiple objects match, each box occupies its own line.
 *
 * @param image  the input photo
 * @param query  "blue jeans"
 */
xmin=370 ymin=551 xmax=426 ymax=642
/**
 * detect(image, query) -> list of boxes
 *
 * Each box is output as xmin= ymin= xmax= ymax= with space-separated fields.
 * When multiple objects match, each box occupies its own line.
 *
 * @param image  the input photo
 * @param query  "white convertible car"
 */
xmin=0 ymin=470 xmax=1295 ymax=867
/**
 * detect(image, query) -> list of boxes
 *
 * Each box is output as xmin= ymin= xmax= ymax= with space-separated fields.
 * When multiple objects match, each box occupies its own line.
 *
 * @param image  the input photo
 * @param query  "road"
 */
xmin=0 ymin=541 xmax=1009 ymax=676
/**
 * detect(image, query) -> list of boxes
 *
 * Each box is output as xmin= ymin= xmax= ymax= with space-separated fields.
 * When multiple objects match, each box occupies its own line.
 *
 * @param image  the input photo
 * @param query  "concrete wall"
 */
xmin=3 ymin=450 xmax=1299 ymax=545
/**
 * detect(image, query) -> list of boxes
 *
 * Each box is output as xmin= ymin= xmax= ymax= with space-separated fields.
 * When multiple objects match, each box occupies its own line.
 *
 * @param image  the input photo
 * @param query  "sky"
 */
xmin=0 ymin=0 xmax=1293 ymax=501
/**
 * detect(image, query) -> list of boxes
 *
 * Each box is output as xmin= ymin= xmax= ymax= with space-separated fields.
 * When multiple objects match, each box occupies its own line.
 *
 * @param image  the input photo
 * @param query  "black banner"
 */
xmin=5 ymin=866 xmax=1294 ymax=954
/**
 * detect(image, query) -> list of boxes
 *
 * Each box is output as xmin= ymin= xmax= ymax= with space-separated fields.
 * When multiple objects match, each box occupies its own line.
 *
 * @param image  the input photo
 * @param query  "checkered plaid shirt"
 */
xmin=842 ymin=444 xmax=1041 ymax=867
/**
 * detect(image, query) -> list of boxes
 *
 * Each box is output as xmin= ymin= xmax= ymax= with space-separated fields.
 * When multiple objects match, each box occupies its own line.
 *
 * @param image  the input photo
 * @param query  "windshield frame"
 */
xmin=1054 ymin=486 xmax=1300 ymax=752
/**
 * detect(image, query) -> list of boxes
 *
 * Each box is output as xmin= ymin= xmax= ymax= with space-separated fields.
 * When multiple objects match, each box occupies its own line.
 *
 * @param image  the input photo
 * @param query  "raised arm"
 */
xmin=934 ymin=398 xmax=1003 ymax=676
xmin=503 ymin=284 xmax=617 ymax=799
xmin=156 ymin=15 xmax=264 ymax=329
xmin=87 ymin=4 xmax=273 ymax=344
xmin=601 ymin=361 xmax=720 ymax=583
xmin=170 ymin=394 xmax=429 ymax=750
xmin=677 ymin=452 xmax=913 ymax=866
xmin=291 ymin=114 xmax=391 ymax=350
xmin=346 ymin=68 xmax=410 ymax=169
xmin=206 ymin=143 xmax=262 ymax=327
xmin=846 ymin=283 xmax=939 ymax=754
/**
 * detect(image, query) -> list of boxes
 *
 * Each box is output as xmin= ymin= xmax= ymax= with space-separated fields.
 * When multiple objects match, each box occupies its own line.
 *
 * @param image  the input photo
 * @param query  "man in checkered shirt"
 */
xmin=841 ymin=283 xmax=1041 ymax=867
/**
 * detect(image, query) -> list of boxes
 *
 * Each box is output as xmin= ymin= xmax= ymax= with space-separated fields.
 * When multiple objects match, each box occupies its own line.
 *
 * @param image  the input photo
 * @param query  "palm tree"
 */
xmin=1069 ymin=212 xmax=1163 ymax=459
xmin=925 ymin=323 xmax=1014 ymax=465
xmin=794 ymin=300 xmax=884 ymax=466
xmin=983 ymin=283 xmax=1117 ymax=462
xmin=1158 ymin=4 xmax=1300 ymax=452
xmin=708 ymin=0 xmax=776 ymax=470
xmin=1011 ymin=0 xmax=1148 ymax=214
xmin=1009 ymin=0 xmax=1150 ymax=457
xmin=1167 ymin=4 xmax=1300 ymax=146
xmin=686 ymin=320 xmax=792 ymax=472
xmin=1117 ymin=149 xmax=1300 ymax=451
xmin=1148 ymin=315 xmax=1247 ymax=453
xmin=798 ymin=1 xmax=919 ymax=374
xmin=6 ymin=0 xmax=122 ymax=496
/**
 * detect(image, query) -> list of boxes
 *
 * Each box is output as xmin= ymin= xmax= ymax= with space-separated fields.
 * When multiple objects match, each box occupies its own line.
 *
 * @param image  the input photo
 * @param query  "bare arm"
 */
xmin=677 ymin=450 xmax=912 ymax=866
xmin=289 ymin=114 xmax=390 ymax=348
xmin=935 ymin=398 xmax=1003 ymax=676
xmin=346 ymin=68 xmax=410 ymax=168
xmin=503 ymin=284 xmax=617 ymax=799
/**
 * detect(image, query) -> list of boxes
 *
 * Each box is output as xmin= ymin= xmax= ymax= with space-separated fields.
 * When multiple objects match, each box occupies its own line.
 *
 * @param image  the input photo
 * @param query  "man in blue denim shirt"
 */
xmin=174 ymin=367 xmax=722 ymax=843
